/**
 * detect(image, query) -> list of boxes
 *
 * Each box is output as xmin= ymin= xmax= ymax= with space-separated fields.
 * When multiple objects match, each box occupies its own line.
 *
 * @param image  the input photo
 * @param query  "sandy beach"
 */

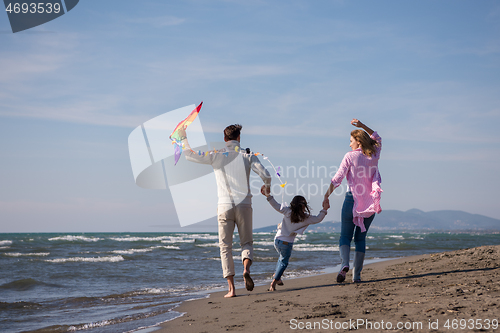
xmin=157 ymin=245 xmax=499 ymax=332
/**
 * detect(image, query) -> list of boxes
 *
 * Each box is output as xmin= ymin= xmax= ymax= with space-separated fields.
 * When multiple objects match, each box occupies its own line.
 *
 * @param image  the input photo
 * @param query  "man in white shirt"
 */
xmin=179 ymin=124 xmax=271 ymax=297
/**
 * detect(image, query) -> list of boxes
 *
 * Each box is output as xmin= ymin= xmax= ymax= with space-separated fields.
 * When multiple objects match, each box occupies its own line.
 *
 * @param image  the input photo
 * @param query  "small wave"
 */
xmin=44 ymin=256 xmax=124 ymax=263
xmin=293 ymin=244 xmax=340 ymax=252
xmin=59 ymin=287 xmax=191 ymax=306
xmin=0 ymin=240 xmax=13 ymax=246
xmin=64 ymin=303 xmax=184 ymax=332
xmin=183 ymin=233 xmax=218 ymax=240
xmin=160 ymin=245 xmax=180 ymax=250
xmin=195 ymin=243 xmax=219 ymax=248
xmin=387 ymin=235 xmax=404 ymax=239
xmin=0 ymin=278 xmax=62 ymax=291
xmin=32 ymin=321 xmax=114 ymax=333
xmin=110 ymin=236 xmax=172 ymax=242
xmin=282 ymin=269 xmax=322 ymax=279
xmin=254 ymin=256 xmax=278 ymax=262
xmin=0 ymin=301 xmax=42 ymax=310
xmin=160 ymin=236 xmax=195 ymax=244
xmin=135 ymin=287 xmax=189 ymax=295
xmin=111 ymin=246 xmax=180 ymax=255
xmin=0 ymin=246 xmax=11 ymax=250
xmin=69 ymin=320 xmax=113 ymax=331
xmin=110 ymin=234 xmax=217 ymax=242
xmin=4 ymin=252 xmax=50 ymax=257
xmin=114 ymin=233 xmax=217 ymax=245
xmin=253 ymin=241 xmax=274 ymax=246
xmin=207 ymin=255 xmax=242 ymax=261
xmin=48 ymin=235 xmax=101 ymax=242
xmin=111 ymin=248 xmax=153 ymax=255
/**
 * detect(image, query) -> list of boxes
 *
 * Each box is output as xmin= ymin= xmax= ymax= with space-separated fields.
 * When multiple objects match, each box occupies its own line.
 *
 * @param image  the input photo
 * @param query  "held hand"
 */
xmin=351 ymin=119 xmax=363 ymax=128
xmin=260 ymin=185 xmax=271 ymax=197
xmin=322 ymin=197 xmax=330 ymax=210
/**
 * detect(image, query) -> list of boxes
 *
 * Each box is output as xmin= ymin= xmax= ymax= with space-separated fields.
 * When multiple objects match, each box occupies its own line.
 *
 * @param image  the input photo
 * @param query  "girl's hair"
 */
xmin=290 ymin=195 xmax=311 ymax=223
xmin=351 ymin=129 xmax=380 ymax=157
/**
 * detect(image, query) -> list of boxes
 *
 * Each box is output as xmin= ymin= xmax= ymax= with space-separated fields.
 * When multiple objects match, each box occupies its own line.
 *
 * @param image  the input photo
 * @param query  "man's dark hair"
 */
xmin=224 ymin=124 xmax=242 ymax=141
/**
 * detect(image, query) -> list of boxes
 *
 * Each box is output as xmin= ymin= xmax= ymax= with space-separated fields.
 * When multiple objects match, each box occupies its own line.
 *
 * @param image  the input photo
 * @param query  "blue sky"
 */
xmin=1 ymin=0 xmax=499 ymax=232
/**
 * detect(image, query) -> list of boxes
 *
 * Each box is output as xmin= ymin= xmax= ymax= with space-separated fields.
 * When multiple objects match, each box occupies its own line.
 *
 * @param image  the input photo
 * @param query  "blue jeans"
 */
xmin=339 ymin=192 xmax=375 ymax=253
xmin=273 ymin=239 xmax=293 ymax=281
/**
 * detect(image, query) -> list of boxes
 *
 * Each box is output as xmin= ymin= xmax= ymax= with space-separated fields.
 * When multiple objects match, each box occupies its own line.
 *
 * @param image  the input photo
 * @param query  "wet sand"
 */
xmin=157 ymin=245 xmax=500 ymax=332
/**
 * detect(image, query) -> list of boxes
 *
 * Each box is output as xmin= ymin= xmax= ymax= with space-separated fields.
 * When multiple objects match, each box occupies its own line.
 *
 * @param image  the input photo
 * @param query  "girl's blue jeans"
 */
xmin=339 ymin=192 xmax=375 ymax=253
xmin=273 ymin=239 xmax=293 ymax=281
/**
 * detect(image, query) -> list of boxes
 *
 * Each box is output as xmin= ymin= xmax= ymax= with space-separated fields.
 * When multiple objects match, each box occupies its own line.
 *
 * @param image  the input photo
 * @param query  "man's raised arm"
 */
xmin=178 ymin=126 xmax=213 ymax=165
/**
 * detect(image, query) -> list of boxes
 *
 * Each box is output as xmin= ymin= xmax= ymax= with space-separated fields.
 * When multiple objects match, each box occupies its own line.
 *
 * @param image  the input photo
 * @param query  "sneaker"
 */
xmin=337 ymin=266 xmax=349 ymax=283
xmin=353 ymin=278 xmax=362 ymax=283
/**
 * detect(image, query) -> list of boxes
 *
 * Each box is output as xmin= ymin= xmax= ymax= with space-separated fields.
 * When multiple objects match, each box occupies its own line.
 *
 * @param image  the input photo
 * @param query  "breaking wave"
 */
xmin=48 ymin=235 xmax=102 ymax=242
xmin=44 ymin=256 xmax=124 ymax=263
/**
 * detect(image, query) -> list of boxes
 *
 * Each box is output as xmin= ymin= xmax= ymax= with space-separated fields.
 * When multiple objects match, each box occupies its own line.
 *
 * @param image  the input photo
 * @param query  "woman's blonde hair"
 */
xmin=351 ymin=129 xmax=379 ymax=157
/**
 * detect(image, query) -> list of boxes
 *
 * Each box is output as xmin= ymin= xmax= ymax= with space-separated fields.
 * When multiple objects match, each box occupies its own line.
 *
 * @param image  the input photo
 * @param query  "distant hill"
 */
xmin=371 ymin=209 xmax=500 ymax=231
xmin=254 ymin=209 xmax=500 ymax=233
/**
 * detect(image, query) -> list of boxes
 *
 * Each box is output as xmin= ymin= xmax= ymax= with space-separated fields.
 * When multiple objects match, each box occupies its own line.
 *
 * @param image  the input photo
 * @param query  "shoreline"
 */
xmin=138 ymin=256 xmax=419 ymax=332
xmin=150 ymin=245 xmax=500 ymax=332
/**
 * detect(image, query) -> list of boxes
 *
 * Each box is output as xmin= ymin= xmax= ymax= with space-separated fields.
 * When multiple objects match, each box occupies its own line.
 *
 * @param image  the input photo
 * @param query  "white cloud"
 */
xmin=125 ymin=16 xmax=186 ymax=27
xmin=0 ymin=34 xmax=77 ymax=84
xmin=145 ymin=58 xmax=292 ymax=82
xmin=383 ymin=148 xmax=500 ymax=163
xmin=0 ymin=95 xmax=147 ymax=128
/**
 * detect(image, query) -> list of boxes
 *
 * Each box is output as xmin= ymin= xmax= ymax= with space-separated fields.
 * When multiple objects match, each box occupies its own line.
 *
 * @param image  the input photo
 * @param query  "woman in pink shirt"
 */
xmin=323 ymin=119 xmax=382 ymax=283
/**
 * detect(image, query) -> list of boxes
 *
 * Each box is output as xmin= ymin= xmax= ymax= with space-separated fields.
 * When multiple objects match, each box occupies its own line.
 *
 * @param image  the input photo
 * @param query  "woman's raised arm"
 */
xmin=351 ymin=119 xmax=374 ymax=136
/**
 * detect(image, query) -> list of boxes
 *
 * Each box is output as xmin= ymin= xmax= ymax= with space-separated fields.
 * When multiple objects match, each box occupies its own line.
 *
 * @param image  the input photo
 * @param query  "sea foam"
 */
xmin=48 ymin=235 xmax=101 ymax=242
xmin=4 ymin=252 xmax=50 ymax=257
xmin=44 ymin=256 xmax=124 ymax=263
xmin=293 ymin=244 xmax=340 ymax=252
xmin=111 ymin=246 xmax=180 ymax=254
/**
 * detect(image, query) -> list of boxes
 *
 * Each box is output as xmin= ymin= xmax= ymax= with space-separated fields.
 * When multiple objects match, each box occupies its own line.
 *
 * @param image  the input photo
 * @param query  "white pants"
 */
xmin=217 ymin=204 xmax=253 ymax=278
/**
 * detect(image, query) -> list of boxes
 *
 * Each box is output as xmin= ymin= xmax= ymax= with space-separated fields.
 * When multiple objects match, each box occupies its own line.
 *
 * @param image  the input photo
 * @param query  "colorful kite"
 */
xmin=170 ymin=104 xmax=289 ymax=206
xmin=169 ymin=102 xmax=203 ymax=165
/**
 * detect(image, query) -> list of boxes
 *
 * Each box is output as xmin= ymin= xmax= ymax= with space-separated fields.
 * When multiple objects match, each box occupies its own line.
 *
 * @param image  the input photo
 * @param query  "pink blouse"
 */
xmin=331 ymin=131 xmax=383 ymax=232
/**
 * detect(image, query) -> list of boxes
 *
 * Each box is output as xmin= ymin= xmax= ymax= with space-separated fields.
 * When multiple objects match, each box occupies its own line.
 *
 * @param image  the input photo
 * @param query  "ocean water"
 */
xmin=1 ymin=231 xmax=499 ymax=333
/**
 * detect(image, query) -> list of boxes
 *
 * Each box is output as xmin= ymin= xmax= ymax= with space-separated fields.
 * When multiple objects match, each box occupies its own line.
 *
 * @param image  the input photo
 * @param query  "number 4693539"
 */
xmin=444 ymin=319 xmax=498 ymax=330
xmin=5 ymin=2 xmax=61 ymax=14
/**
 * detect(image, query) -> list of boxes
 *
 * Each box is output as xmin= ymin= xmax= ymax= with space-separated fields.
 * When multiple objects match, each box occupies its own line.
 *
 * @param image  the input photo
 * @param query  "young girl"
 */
xmin=261 ymin=186 xmax=330 ymax=291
